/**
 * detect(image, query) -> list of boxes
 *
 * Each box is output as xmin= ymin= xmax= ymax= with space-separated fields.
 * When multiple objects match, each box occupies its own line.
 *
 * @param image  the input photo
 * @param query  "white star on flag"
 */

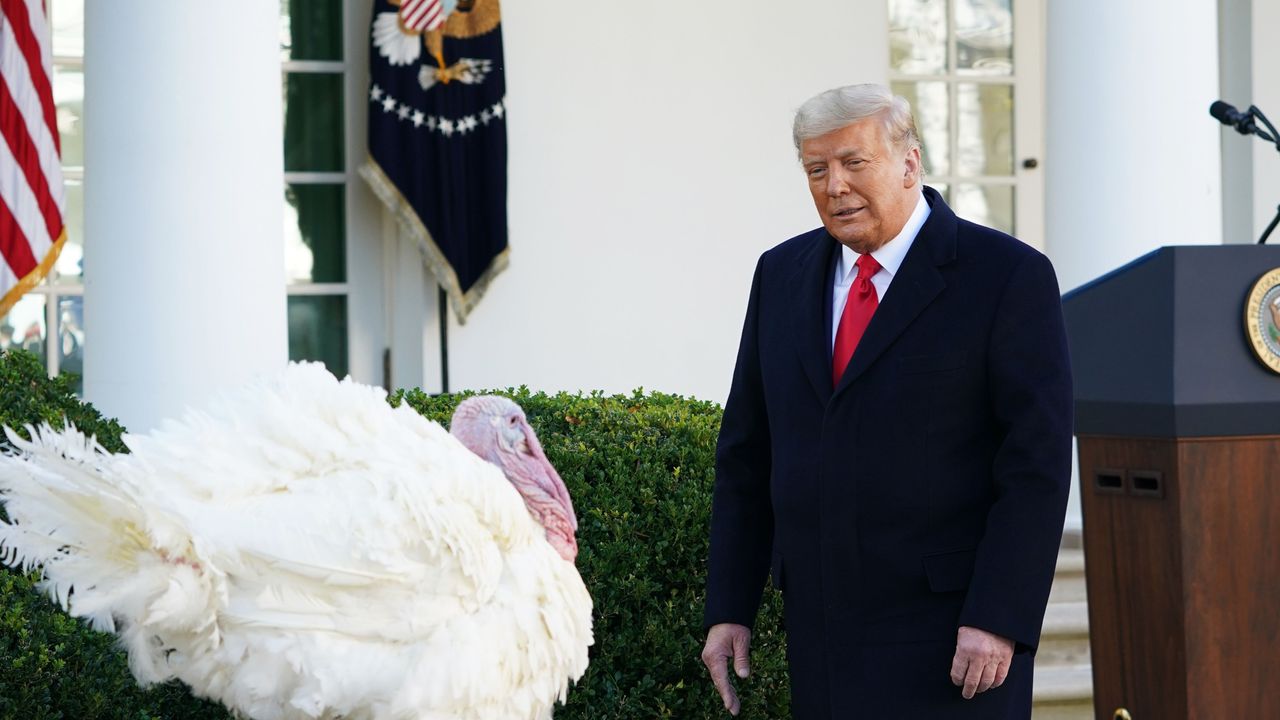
xmin=439 ymin=118 xmax=455 ymax=136
xmin=491 ymin=102 xmax=505 ymax=119
xmin=427 ymin=116 xmax=438 ymax=131
xmin=382 ymin=96 xmax=397 ymax=113
xmin=412 ymin=110 xmax=426 ymax=127
xmin=370 ymin=85 xmax=384 ymax=101
xmin=480 ymin=109 xmax=493 ymax=125
xmin=460 ymin=115 xmax=478 ymax=133
xmin=397 ymin=104 xmax=411 ymax=120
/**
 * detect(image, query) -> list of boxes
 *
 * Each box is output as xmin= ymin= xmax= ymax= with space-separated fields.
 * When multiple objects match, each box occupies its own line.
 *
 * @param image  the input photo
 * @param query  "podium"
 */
xmin=1062 ymin=246 xmax=1280 ymax=719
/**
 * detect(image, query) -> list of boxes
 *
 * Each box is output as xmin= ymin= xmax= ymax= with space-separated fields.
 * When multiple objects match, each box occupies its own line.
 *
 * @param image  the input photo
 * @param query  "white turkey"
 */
xmin=0 ymin=362 xmax=593 ymax=720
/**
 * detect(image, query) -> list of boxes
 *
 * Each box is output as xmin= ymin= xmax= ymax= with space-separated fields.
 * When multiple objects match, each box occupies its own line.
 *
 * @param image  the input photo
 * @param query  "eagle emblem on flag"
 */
xmin=361 ymin=0 xmax=508 ymax=323
xmin=372 ymin=0 xmax=499 ymax=90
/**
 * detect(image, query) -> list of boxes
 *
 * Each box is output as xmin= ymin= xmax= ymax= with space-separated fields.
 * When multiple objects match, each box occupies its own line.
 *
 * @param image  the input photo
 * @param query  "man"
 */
xmin=701 ymin=84 xmax=1072 ymax=718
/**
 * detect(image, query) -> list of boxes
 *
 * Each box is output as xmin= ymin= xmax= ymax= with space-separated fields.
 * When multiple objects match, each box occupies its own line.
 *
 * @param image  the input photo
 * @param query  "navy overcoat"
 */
xmin=704 ymin=187 xmax=1073 ymax=719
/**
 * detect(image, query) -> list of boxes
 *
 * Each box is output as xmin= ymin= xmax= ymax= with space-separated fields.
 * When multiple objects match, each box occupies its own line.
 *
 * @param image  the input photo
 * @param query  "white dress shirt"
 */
xmin=831 ymin=192 xmax=932 ymax=347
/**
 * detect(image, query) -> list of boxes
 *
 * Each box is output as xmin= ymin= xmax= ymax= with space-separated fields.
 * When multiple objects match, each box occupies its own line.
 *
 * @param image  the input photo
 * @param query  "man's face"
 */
xmin=801 ymin=117 xmax=921 ymax=254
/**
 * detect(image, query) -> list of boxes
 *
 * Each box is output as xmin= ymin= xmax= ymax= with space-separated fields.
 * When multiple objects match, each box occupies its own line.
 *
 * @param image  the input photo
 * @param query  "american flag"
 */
xmin=0 ymin=0 xmax=64 ymax=317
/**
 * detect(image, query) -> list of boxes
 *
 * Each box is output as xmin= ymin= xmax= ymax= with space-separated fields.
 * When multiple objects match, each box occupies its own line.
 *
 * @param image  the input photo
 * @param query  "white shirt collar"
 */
xmin=836 ymin=191 xmax=931 ymax=283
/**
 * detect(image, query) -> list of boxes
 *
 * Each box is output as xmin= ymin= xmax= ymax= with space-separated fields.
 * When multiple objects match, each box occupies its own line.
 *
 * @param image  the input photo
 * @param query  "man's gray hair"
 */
xmin=793 ymin=84 xmax=921 ymax=158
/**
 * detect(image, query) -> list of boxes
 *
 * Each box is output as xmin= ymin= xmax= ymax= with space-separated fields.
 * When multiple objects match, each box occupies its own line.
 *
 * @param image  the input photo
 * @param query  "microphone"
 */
xmin=1210 ymin=100 xmax=1256 ymax=135
xmin=1214 ymin=100 xmax=1280 ymax=244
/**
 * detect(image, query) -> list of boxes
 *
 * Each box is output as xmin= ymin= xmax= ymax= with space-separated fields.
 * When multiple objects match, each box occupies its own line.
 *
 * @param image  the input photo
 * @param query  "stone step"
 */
xmin=1031 ymin=539 xmax=1094 ymax=718
xmin=1048 ymin=548 xmax=1088 ymax=604
xmin=1054 ymin=548 xmax=1085 ymax=577
xmin=1032 ymin=664 xmax=1094 ymax=719
xmin=1036 ymin=601 xmax=1091 ymax=667
xmin=1032 ymin=700 xmax=1094 ymax=720
xmin=1054 ymin=543 xmax=1085 ymax=571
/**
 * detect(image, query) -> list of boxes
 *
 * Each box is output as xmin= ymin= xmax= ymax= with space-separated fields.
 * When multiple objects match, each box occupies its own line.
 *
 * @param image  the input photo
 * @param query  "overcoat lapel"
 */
xmin=833 ymin=187 xmax=958 ymax=398
xmin=790 ymin=230 xmax=841 ymax=402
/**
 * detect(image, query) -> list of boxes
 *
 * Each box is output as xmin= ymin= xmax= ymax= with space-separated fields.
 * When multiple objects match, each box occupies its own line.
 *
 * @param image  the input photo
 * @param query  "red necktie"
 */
xmin=832 ymin=254 xmax=882 ymax=386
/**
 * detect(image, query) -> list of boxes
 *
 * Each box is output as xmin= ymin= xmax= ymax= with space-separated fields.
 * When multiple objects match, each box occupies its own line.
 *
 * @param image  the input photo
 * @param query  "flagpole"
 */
xmin=438 ymin=286 xmax=450 ymax=393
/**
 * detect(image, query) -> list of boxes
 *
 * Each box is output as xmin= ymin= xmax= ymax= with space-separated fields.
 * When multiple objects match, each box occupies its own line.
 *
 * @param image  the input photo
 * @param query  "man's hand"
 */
xmin=950 ymin=625 xmax=1014 ymax=699
xmin=701 ymin=623 xmax=752 ymax=715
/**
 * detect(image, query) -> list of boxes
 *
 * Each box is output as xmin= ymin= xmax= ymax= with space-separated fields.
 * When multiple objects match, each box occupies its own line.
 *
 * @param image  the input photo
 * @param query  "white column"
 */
xmin=1251 ymin=0 xmax=1280 ymax=242
xmin=1219 ymin=0 xmax=1253 ymax=245
xmin=1046 ymin=0 xmax=1223 ymax=293
xmin=83 ymin=2 xmax=286 ymax=432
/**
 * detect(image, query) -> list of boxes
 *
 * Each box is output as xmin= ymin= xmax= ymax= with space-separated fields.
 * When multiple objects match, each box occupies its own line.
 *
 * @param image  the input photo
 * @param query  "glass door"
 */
xmin=889 ymin=0 xmax=1044 ymax=249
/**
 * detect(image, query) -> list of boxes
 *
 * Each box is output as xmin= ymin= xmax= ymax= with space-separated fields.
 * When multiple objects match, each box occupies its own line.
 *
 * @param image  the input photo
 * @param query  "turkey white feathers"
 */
xmin=0 ymin=362 xmax=593 ymax=720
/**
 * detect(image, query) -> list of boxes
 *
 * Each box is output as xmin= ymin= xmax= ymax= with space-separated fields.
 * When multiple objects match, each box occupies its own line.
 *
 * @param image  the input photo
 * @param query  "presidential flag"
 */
xmin=0 ymin=0 xmax=65 ymax=317
xmin=361 ymin=0 xmax=506 ymax=324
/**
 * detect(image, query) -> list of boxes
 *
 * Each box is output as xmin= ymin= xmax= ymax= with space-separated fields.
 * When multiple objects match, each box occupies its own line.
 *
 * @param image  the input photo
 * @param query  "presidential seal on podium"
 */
xmin=1245 ymin=268 xmax=1280 ymax=374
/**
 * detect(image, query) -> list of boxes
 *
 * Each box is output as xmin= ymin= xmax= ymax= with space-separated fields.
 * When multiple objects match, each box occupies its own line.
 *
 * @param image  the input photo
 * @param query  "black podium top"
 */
xmin=1062 ymin=245 xmax=1280 ymax=437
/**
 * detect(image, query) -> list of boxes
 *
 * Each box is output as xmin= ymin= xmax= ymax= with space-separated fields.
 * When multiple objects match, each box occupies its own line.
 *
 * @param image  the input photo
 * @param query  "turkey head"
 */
xmin=450 ymin=396 xmax=579 ymax=562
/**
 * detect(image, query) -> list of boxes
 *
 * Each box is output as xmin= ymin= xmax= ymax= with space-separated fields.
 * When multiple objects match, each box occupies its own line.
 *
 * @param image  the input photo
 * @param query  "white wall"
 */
xmin=346 ymin=0 xmax=393 ymax=389
xmin=1046 ymin=0 xmax=1222 ymax=293
xmin=397 ymin=0 xmax=889 ymax=402
xmin=1251 ymin=0 xmax=1280 ymax=243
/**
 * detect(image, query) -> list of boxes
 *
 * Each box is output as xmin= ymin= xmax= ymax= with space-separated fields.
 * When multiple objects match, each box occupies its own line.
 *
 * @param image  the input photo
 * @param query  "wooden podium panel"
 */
xmin=1078 ymin=435 xmax=1280 ymax=720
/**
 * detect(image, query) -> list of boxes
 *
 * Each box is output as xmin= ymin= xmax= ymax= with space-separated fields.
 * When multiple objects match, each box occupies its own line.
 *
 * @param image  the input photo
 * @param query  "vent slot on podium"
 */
xmin=1129 ymin=471 xmax=1165 ymax=498
xmin=1094 ymin=470 xmax=1125 ymax=494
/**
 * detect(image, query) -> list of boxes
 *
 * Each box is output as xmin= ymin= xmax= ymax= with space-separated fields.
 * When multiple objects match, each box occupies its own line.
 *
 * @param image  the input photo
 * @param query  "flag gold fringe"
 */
xmin=359 ymin=158 xmax=509 ymax=326
xmin=0 ymin=228 xmax=68 ymax=318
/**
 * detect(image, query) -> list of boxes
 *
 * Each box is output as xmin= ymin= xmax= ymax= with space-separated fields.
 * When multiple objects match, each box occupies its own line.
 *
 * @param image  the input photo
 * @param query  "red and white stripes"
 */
xmin=0 ymin=0 xmax=64 ymax=316
xmin=399 ymin=0 xmax=445 ymax=33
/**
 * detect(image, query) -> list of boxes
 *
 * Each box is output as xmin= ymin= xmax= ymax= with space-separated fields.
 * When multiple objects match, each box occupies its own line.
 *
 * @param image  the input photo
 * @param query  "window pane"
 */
xmin=54 ymin=178 xmax=83 ymax=282
xmin=285 ymin=184 xmax=346 ymax=284
xmin=280 ymin=0 xmax=343 ymax=62
xmin=956 ymin=0 xmax=1013 ymax=75
xmin=56 ymin=295 xmax=84 ymax=394
xmin=892 ymin=81 xmax=950 ymax=176
xmin=1 ymin=294 xmax=47 ymax=364
xmin=288 ymin=295 xmax=347 ymax=378
xmin=956 ymin=83 xmax=1013 ymax=177
xmin=952 ymin=184 xmax=1014 ymax=235
xmin=51 ymin=0 xmax=84 ymax=58
xmin=283 ymin=73 xmax=344 ymax=172
xmin=53 ymin=65 xmax=84 ymax=169
xmin=890 ymin=0 xmax=947 ymax=75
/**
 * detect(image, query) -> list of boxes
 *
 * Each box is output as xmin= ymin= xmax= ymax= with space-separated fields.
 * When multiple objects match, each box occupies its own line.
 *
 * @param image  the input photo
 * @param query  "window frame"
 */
xmin=282 ymin=3 xmax=353 ymax=378
xmin=888 ymin=0 xmax=1045 ymax=249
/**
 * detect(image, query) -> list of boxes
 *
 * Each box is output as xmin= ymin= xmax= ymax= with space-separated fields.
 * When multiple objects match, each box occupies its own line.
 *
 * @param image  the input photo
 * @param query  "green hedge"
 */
xmin=0 ymin=350 xmax=232 ymax=719
xmin=0 ymin=350 xmax=789 ymax=718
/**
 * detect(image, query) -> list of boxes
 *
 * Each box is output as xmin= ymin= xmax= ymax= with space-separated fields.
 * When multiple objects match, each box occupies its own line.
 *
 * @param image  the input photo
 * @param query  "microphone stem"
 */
xmin=1259 ymin=205 xmax=1280 ymax=245
xmin=1250 ymin=106 xmax=1280 ymax=150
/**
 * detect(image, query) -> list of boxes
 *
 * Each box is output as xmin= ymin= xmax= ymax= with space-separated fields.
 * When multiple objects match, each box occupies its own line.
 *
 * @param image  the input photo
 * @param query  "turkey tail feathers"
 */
xmin=0 ymin=423 xmax=219 ymax=684
xmin=0 ymin=363 xmax=594 ymax=719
